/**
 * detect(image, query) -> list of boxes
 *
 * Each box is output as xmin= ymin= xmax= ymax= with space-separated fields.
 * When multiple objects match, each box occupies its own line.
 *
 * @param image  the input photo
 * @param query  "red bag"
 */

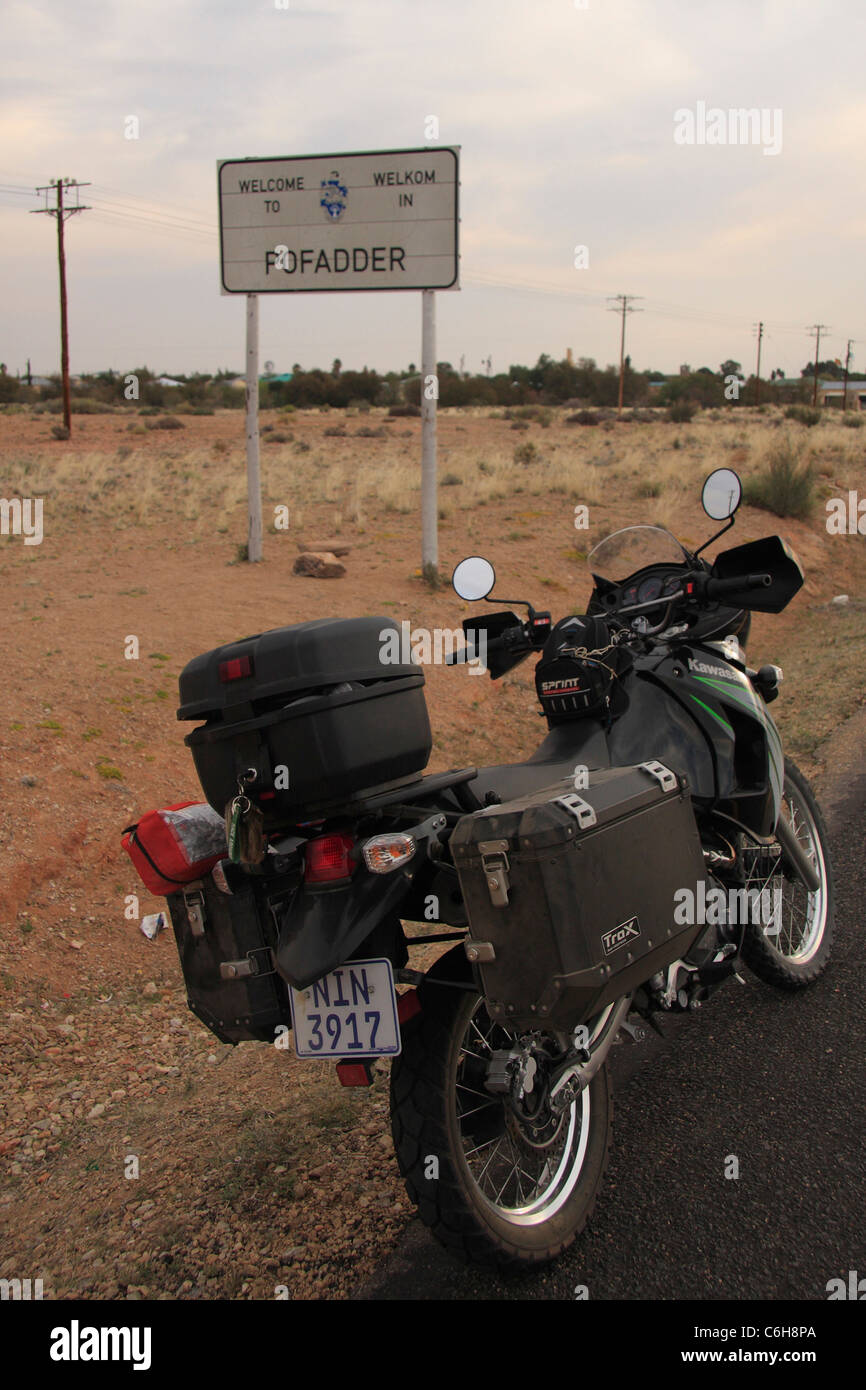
xmin=122 ymin=801 xmax=228 ymax=895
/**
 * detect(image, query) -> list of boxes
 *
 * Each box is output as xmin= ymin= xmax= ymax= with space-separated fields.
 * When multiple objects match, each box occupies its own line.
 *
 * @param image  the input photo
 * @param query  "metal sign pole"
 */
xmin=421 ymin=288 xmax=438 ymax=579
xmin=245 ymin=293 xmax=263 ymax=562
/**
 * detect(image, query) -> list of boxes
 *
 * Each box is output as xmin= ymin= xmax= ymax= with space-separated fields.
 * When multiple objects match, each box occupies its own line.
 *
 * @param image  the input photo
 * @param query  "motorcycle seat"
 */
xmin=469 ymin=721 xmax=611 ymax=805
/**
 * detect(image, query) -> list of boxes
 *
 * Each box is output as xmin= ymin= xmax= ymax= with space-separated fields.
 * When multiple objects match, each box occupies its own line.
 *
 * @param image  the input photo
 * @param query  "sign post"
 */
xmin=421 ymin=289 xmax=437 ymax=578
xmin=218 ymin=147 xmax=459 ymax=570
xmin=245 ymin=294 xmax=262 ymax=563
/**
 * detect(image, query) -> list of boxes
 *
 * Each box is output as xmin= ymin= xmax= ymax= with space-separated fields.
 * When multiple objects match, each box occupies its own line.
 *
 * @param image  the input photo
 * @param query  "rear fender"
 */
xmin=274 ymin=869 xmax=412 ymax=990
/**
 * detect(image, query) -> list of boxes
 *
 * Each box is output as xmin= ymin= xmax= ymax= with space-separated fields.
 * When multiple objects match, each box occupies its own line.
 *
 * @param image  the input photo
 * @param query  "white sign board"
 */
xmin=218 ymin=146 xmax=459 ymax=294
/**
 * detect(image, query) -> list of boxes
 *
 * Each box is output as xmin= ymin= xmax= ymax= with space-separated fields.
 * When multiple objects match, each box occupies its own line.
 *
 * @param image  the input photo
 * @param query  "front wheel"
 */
xmin=740 ymin=759 xmax=834 ymax=988
xmin=390 ymin=951 xmax=613 ymax=1271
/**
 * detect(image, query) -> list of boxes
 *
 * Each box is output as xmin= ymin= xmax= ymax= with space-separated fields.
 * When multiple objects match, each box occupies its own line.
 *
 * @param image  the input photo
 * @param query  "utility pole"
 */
xmin=31 ymin=178 xmax=90 ymax=434
xmin=608 ymin=294 xmax=644 ymax=416
xmin=806 ymin=324 xmax=829 ymax=408
xmin=841 ymin=339 xmax=853 ymax=412
xmin=753 ymin=321 xmax=763 ymax=406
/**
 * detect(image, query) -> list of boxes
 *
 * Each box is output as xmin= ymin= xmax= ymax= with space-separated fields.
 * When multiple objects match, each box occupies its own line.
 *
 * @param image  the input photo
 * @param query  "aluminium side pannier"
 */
xmin=450 ymin=762 xmax=708 ymax=1030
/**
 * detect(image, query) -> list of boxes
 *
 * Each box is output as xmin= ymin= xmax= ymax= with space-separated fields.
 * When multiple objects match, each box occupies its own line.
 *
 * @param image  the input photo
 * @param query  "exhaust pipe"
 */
xmin=549 ymin=994 xmax=632 ymax=1109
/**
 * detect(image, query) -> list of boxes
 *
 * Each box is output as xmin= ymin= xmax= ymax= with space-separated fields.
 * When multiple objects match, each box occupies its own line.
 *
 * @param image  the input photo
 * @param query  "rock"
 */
xmin=88 ymin=1103 xmax=106 ymax=1119
xmin=831 ymin=594 xmax=850 ymax=605
xmin=21 ymin=775 xmax=37 ymax=787
xmin=293 ymin=551 xmax=347 ymax=579
xmin=142 ymin=982 xmax=158 ymax=997
xmin=296 ymin=540 xmax=351 ymax=557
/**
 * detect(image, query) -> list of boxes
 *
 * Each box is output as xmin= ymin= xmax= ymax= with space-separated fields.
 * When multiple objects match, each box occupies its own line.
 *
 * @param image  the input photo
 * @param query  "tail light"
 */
xmin=304 ymin=831 xmax=356 ymax=883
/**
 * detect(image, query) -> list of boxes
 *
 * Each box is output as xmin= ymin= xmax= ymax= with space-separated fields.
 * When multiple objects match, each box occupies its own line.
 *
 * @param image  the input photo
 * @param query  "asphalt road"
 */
xmin=357 ymin=760 xmax=866 ymax=1302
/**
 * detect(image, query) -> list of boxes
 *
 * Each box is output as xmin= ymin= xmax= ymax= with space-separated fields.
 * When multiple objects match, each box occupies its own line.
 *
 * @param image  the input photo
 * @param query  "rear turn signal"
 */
xmin=304 ymin=832 xmax=356 ymax=883
xmin=362 ymin=833 xmax=416 ymax=874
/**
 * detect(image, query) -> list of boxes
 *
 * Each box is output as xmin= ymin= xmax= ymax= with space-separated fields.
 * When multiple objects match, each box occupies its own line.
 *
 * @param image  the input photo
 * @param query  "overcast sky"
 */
xmin=2 ymin=0 xmax=865 ymax=379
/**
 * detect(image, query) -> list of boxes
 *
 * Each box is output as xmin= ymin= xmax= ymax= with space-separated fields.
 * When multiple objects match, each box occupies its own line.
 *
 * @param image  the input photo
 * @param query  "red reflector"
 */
xmin=336 ymin=1060 xmax=374 ymax=1087
xmin=397 ymin=990 xmax=422 ymax=1024
xmin=219 ymin=655 xmax=253 ymax=682
xmin=685 ymin=582 xmax=694 ymax=594
xmin=304 ymin=832 xmax=356 ymax=882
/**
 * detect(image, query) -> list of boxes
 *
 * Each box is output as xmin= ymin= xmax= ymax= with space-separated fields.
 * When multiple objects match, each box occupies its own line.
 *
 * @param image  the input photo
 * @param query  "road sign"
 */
xmin=217 ymin=146 xmax=459 ymax=294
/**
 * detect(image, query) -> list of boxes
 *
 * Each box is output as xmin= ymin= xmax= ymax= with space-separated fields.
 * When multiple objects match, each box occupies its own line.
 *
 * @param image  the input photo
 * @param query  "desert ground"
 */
xmin=1 ymin=403 xmax=864 ymax=1298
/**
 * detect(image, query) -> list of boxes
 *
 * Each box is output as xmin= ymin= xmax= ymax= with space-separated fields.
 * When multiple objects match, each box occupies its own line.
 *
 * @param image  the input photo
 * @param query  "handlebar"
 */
xmin=702 ymin=572 xmax=772 ymax=601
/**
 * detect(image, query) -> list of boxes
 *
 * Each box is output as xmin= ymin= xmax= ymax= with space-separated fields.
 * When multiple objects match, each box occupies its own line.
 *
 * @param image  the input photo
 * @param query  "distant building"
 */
xmin=818 ymin=379 xmax=866 ymax=410
xmin=771 ymin=378 xmax=866 ymax=409
xmin=679 ymin=363 xmax=691 ymax=376
xmin=156 ymin=376 xmax=183 ymax=387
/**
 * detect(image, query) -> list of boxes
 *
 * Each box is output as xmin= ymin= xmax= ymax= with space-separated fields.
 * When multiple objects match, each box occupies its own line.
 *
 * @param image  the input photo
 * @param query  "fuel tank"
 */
xmin=604 ymin=641 xmax=784 ymax=835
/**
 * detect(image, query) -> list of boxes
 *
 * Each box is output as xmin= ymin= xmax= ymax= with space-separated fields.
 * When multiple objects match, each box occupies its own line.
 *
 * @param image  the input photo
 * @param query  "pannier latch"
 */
xmin=639 ymin=760 xmax=678 ymax=794
xmin=182 ymin=888 xmax=207 ymax=938
xmin=555 ymin=794 xmax=598 ymax=830
xmin=479 ymin=840 xmax=511 ymax=907
xmin=220 ymin=948 xmax=274 ymax=981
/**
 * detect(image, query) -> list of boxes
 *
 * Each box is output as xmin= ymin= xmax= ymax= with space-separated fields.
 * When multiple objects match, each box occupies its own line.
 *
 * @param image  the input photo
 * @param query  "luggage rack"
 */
xmin=293 ymin=766 xmax=481 ymax=819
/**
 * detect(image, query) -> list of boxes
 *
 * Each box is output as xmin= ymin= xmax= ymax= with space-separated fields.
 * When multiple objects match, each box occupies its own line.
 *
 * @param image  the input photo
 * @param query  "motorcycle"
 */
xmin=143 ymin=467 xmax=833 ymax=1271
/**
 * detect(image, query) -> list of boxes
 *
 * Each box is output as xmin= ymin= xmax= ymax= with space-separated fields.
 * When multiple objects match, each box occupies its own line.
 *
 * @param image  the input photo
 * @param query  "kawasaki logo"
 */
xmin=601 ymin=917 xmax=641 ymax=955
xmin=687 ymin=658 xmax=731 ymax=679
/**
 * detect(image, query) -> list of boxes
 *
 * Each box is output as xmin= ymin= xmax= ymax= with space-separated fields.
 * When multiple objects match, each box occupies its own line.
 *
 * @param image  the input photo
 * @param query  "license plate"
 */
xmin=289 ymin=957 xmax=401 ymax=1059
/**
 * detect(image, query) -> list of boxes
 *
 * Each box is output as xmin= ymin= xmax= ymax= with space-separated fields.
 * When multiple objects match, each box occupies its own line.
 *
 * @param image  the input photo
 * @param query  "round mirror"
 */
xmin=701 ymin=468 xmax=742 ymax=521
xmin=452 ymin=555 xmax=496 ymax=601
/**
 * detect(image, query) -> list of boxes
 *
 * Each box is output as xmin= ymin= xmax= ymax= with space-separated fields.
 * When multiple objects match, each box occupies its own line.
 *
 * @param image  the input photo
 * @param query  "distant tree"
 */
xmin=801 ymin=359 xmax=844 ymax=379
xmin=331 ymin=358 xmax=342 ymax=376
xmin=719 ymin=360 xmax=743 ymax=379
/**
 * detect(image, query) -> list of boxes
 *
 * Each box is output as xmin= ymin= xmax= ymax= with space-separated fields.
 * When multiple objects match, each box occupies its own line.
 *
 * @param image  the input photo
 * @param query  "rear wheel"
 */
xmin=390 ymin=950 xmax=613 ymax=1270
xmin=740 ymin=759 xmax=834 ymax=988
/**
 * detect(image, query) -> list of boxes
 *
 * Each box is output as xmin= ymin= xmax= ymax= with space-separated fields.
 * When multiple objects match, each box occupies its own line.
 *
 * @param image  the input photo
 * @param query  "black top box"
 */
xmin=178 ymin=617 xmax=432 ymax=822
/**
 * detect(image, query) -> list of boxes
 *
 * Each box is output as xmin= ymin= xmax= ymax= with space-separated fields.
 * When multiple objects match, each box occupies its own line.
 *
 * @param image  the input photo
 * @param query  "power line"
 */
xmin=607 ymin=294 xmax=643 ymax=416
xmin=806 ymin=324 xmax=830 ymax=407
xmin=31 ymin=178 xmax=91 ymax=433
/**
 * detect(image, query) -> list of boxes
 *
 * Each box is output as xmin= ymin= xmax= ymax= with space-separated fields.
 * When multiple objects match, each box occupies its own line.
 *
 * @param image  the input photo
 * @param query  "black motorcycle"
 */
xmin=158 ymin=467 xmax=833 ymax=1271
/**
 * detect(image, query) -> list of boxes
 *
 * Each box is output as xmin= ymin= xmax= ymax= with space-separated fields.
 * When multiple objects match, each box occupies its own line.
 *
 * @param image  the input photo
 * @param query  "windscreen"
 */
xmin=587 ymin=526 xmax=692 ymax=584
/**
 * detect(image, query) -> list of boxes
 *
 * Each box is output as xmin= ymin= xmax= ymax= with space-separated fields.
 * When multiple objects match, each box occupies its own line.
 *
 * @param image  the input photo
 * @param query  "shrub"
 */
xmin=139 ymin=406 xmax=162 ymax=416
xmin=264 ymin=431 xmax=292 ymax=444
xmin=354 ymin=426 xmax=387 ymax=438
xmin=323 ymin=426 xmax=347 ymax=437
xmin=145 ymin=415 xmax=185 ymax=430
xmin=441 ymin=473 xmax=462 ymax=486
xmin=514 ymin=441 xmax=539 ymax=465
xmin=784 ymin=405 xmax=821 ymax=427
xmin=667 ymin=400 xmax=696 ymax=423
xmin=637 ymin=480 xmax=662 ymax=498
xmin=388 ymin=404 xmax=421 ymax=417
xmin=743 ymin=438 xmax=816 ymax=519
xmin=510 ymin=420 xmax=530 ymax=431
xmin=566 ymin=410 xmax=599 ymax=426
xmin=348 ymin=398 xmax=371 ymax=413
xmin=50 ymin=425 xmax=70 ymax=440
xmin=842 ymin=413 xmax=863 ymax=429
